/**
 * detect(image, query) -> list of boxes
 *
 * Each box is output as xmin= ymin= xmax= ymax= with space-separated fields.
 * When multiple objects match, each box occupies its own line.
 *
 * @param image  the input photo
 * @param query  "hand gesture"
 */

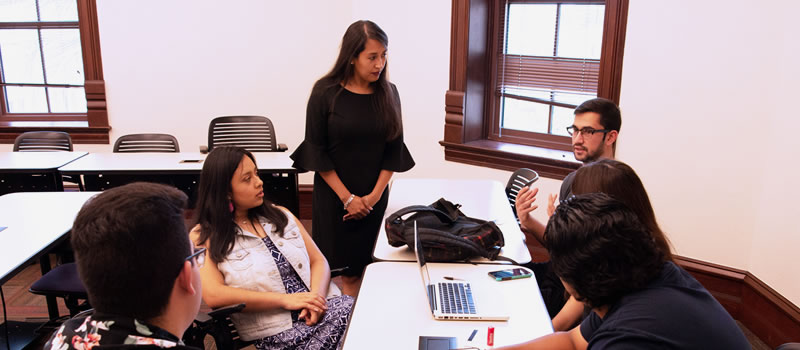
xmin=299 ymin=307 xmax=325 ymax=326
xmin=282 ymin=292 xmax=328 ymax=313
xmin=343 ymin=195 xmax=371 ymax=221
xmin=547 ymin=193 xmax=558 ymax=217
xmin=515 ymin=186 xmax=540 ymax=230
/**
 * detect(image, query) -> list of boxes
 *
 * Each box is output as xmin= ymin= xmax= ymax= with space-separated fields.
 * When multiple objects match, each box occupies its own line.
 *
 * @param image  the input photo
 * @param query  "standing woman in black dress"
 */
xmin=291 ymin=20 xmax=415 ymax=295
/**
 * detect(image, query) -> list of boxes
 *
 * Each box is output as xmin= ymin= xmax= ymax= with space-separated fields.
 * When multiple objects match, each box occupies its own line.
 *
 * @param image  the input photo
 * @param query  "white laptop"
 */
xmin=414 ymin=221 xmax=509 ymax=321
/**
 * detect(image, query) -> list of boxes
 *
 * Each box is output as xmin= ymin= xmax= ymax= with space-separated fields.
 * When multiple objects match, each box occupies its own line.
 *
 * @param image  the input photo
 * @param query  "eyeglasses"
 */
xmin=566 ymin=126 xmax=610 ymax=137
xmin=185 ymin=247 xmax=206 ymax=268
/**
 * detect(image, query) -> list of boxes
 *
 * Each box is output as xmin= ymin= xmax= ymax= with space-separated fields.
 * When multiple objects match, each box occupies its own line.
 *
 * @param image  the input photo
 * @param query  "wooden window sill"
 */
xmin=0 ymin=121 xmax=110 ymax=144
xmin=439 ymin=139 xmax=580 ymax=179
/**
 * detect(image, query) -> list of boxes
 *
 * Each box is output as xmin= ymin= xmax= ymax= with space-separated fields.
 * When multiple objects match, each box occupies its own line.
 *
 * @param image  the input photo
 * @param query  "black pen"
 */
xmin=444 ymin=276 xmax=464 ymax=281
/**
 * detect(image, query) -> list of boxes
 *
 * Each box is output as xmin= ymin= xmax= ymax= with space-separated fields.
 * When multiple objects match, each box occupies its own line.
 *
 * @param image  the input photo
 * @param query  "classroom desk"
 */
xmin=0 ymin=191 xmax=99 ymax=350
xmin=373 ymin=178 xmax=532 ymax=264
xmin=59 ymin=152 xmax=303 ymax=214
xmin=0 ymin=152 xmax=87 ymax=195
xmin=341 ymin=262 xmax=553 ymax=349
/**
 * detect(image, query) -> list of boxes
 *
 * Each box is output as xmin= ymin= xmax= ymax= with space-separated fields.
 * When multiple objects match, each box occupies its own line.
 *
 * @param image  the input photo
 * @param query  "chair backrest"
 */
xmin=113 ymin=133 xmax=180 ymax=153
xmin=208 ymin=116 xmax=279 ymax=152
xmin=13 ymin=131 xmax=73 ymax=152
xmin=505 ymin=168 xmax=539 ymax=219
xmin=185 ymin=303 xmax=252 ymax=349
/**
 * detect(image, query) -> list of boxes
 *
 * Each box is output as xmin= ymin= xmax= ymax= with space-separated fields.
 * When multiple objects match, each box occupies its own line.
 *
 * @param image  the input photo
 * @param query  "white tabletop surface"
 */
xmin=341 ymin=262 xmax=553 ymax=349
xmin=373 ymin=178 xmax=532 ymax=264
xmin=0 ymin=191 xmax=99 ymax=284
xmin=58 ymin=152 xmax=297 ymax=173
xmin=0 ymin=152 xmax=87 ymax=171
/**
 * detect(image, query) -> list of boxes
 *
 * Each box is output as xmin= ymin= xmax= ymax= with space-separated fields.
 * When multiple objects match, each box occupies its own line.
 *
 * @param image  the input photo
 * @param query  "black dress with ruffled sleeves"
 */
xmin=290 ymin=80 xmax=414 ymax=275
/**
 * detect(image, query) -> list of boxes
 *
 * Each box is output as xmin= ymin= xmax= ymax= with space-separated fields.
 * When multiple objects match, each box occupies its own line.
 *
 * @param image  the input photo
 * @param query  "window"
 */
xmin=493 ymin=2 xmax=604 ymax=150
xmin=441 ymin=0 xmax=627 ymax=178
xmin=0 ymin=0 xmax=109 ymax=143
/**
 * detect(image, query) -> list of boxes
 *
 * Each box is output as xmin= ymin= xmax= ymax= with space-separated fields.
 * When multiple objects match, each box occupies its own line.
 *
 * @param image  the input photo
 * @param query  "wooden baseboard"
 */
xmin=676 ymin=256 xmax=800 ymax=348
xmin=298 ymin=186 xmax=800 ymax=346
xmin=299 ymin=184 xmax=313 ymax=220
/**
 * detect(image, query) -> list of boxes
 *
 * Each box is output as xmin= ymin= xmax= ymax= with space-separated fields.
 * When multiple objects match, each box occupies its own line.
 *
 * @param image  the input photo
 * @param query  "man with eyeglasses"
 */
xmin=516 ymin=97 xmax=621 ymax=244
xmin=514 ymin=98 xmax=622 ymax=323
xmin=44 ymin=182 xmax=203 ymax=349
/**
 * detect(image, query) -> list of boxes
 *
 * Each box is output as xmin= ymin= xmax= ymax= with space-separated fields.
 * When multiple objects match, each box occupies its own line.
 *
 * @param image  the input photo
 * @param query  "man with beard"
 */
xmin=515 ymin=97 xmax=621 ymax=245
xmin=514 ymin=98 xmax=621 ymax=323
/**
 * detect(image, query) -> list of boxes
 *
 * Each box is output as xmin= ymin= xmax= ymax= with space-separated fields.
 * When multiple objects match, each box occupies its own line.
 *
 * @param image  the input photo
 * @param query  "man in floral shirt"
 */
xmin=45 ymin=182 xmax=203 ymax=349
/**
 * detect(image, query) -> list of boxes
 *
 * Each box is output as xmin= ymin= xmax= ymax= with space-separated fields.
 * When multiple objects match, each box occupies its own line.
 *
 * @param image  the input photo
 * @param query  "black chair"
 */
xmin=29 ymin=263 xmax=90 ymax=320
xmin=202 ymin=116 xmax=287 ymax=153
xmin=505 ymin=168 xmax=539 ymax=221
xmin=184 ymin=267 xmax=347 ymax=349
xmin=184 ymin=303 xmax=251 ymax=350
xmin=12 ymin=131 xmax=82 ymax=191
xmin=13 ymin=131 xmax=73 ymax=152
xmin=114 ymin=133 xmax=180 ymax=153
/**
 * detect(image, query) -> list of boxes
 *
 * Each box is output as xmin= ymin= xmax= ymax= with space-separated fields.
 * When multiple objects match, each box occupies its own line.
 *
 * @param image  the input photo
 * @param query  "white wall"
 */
xmin=89 ymin=0 xmax=352 ymax=156
xmin=87 ymin=0 xmax=562 ymax=189
xmin=619 ymin=0 xmax=800 ymax=304
xmin=749 ymin=1 xmax=800 ymax=305
xmin=9 ymin=0 xmax=793 ymax=304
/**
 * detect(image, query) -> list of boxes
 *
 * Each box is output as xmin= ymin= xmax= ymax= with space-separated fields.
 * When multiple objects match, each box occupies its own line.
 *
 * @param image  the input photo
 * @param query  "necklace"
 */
xmin=237 ymin=217 xmax=264 ymax=238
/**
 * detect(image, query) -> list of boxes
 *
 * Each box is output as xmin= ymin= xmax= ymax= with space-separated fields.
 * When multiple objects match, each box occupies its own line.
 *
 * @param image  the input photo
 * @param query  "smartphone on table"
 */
xmin=488 ymin=267 xmax=532 ymax=281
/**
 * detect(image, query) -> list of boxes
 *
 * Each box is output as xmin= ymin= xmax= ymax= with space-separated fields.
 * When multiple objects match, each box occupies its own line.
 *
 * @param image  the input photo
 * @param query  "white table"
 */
xmin=341 ymin=262 xmax=553 ymax=349
xmin=0 ymin=152 xmax=87 ymax=172
xmin=57 ymin=152 xmax=295 ymax=173
xmin=0 ymin=152 xmax=87 ymax=194
xmin=373 ymin=178 xmax=532 ymax=264
xmin=59 ymin=152 xmax=302 ymax=214
xmin=0 ymin=191 xmax=99 ymax=350
xmin=0 ymin=191 xmax=98 ymax=285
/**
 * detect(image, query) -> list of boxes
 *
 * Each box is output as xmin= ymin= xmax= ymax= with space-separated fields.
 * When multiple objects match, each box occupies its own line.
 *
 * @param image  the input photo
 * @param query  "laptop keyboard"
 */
xmin=437 ymin=282 xmax=477 ymax=314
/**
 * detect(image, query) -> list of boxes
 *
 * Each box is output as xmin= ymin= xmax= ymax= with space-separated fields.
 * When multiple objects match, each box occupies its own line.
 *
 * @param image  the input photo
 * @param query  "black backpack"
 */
xmin=385 ymin=198 xmax=509 ymax=262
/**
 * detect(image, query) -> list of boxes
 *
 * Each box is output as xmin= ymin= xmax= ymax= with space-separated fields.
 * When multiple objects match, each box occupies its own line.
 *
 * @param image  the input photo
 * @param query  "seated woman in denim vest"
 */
xmin=190 ymin=146 xmax=354 ymax=350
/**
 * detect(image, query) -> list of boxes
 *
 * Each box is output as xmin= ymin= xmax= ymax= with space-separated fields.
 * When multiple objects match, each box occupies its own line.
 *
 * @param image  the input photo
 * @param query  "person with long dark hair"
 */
xmin=191 ymin=147 xmax=353 ymax=350
xmin=571 ymin=159 xmax=673 ymax=260
xmin=549 ymin=159 xmax=676 ymax=331
xmin=526 ymin=159 xmax=676 ymax=331
xmin=291 ymin=20 xmax=415 ymax=295
xmin=495 ymin=194 xmax=748 ymax=350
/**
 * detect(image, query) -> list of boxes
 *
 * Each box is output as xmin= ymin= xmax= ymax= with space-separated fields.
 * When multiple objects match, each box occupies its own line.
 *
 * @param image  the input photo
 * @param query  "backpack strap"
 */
xmin=492 ymin=256 xmax=520 ymax=265
xmin=385 ymin=205 xmax=456 ymax=225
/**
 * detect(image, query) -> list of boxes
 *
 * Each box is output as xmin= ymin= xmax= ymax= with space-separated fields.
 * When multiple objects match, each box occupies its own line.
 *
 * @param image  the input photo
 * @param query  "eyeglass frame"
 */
xmin=566 ymin=125 xmax=611 ymax=138
xmin=185 ymin=247 xmax=206 ymax=268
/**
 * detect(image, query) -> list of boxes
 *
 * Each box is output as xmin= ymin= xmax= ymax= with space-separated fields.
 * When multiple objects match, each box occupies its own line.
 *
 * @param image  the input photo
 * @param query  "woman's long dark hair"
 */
xmin=193 ymin=146 xmax=288 ymax=263
xmin=318 ymin=20 xmax=401 ymax=141
xmin=571 ymin=159 xmax=674 ymax=261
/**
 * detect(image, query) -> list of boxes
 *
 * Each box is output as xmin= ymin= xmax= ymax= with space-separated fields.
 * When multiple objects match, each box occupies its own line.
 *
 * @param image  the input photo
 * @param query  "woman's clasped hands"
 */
xmin=343 ymin=194 xmax=377 ymax=221
xmin=283 ymin=292 xmax=328 ymax=326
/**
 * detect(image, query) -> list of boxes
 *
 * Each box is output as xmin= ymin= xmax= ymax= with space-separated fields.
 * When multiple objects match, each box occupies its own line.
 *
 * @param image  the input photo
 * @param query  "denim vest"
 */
xmin=216 ymin=210 xmax=341 ymax=340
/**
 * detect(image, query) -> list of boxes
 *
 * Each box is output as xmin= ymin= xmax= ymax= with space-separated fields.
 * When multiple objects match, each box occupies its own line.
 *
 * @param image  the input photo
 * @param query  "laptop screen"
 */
xmin=414 ymin=221 xmax=432 ymax=288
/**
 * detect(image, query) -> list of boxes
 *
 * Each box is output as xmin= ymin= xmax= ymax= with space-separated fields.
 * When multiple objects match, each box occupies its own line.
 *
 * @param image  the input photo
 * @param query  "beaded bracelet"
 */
xmin=343 ymin=194 xmax=356 ymax=210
